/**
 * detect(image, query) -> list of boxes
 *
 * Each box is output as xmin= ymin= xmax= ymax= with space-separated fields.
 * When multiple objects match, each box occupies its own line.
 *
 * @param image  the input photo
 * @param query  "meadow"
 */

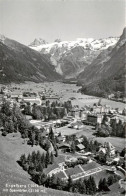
xmin=1 ymin=81 xmax=125 ymax=110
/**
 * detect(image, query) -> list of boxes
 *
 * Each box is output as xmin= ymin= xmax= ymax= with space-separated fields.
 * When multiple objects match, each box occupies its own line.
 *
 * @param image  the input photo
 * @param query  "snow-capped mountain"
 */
xmin=29 ymin=37 xmax=119 ymax=78
xmin=29 ymin=38 xmax=48 ymax=47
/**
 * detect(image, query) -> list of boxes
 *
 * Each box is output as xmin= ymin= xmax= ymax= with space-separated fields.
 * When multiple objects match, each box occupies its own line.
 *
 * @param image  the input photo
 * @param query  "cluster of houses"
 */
xmin=0 ymin=85 xmax=125 ymax=132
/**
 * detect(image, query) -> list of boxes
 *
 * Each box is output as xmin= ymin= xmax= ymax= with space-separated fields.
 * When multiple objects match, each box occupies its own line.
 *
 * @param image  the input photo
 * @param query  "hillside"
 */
xmin=29 ymin=37 xmax=118 ymax=79
xmin=0 ymin=36 xmax=61 ymax=83
xmin=0 ymin=132 xmax=81 ymax=196
xmin=78 ymin=28 xmax=126 ymax=97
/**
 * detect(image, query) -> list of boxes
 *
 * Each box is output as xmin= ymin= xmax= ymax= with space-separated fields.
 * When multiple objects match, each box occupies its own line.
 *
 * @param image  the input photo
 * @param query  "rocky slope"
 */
xmin=79 ymin=28 xmax=126 ymax=97
xmin=29 ymin=37 xmax=119 ymax=78
xmin=0 ymin=36 xmax=61 ymax=83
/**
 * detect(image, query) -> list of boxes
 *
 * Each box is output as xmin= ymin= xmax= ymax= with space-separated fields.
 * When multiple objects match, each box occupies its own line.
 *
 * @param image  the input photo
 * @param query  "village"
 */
xmin=0 ymin=84 xmax=126 ymax=194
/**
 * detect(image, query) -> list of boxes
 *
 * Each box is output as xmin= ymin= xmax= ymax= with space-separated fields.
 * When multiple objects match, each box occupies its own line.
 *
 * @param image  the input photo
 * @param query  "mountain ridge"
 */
xmin=0 ymin=36 xmax=61 ymax=83
xmin=79 ymin=28 xmax=126 ymax=97
xmin=29 ymin=37 xmax=119 ymax=78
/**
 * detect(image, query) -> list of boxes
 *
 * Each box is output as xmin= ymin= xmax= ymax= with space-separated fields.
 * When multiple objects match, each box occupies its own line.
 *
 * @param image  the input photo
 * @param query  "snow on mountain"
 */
xmin=29 ymin=37 xmax=118 ymax=52
xmin=29 ymin=37 xmax=119 ymax=78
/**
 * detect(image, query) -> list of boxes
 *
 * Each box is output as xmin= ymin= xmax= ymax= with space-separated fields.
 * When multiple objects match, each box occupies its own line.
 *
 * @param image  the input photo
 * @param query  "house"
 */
xmin=99 ymin=142 xmax=115 ymax=162
xmin=75 ymin=138 xmax=83 ymax=145
xmin=56 ymin=135 xmax=64 ymax=143
xmin=10 ymin=93 xmax=23 ymax=102
xmin=69 ymin=108 xmax=80 ymax=119
xmin=76 ymin=144 xmax=85 ymax=152
xmin=79 ymin=110 xmax=88 ymax=120
xmin=57 ymin=143 xmax=70 ymax=151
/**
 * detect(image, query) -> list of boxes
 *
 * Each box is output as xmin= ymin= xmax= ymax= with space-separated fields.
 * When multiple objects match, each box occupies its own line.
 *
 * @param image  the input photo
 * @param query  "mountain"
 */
xmin=29 ymin=37 xmax=119 ymax=78
xmin=29 ymin=38 xmax=48 ymax=47
xmin=0 ymin=36 xmax=61 ymax=83
xmin=79 ymin=28 xmax=126 ymax=97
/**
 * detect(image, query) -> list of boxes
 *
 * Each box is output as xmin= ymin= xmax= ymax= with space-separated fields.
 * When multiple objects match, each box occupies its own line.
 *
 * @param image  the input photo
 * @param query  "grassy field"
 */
xmin=81 ymin=161 xmax=100 ymax=171
xmin=65 ymin=165 xmax=82 ymax=176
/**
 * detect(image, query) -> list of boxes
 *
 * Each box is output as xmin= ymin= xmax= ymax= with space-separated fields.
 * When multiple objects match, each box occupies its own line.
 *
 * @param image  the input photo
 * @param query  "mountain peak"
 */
xmin=0 ymin=34 xmax=6 ymax=43
xmin=54 ymin=39 xmax=62 ymax=43
xmin=29 ymin=38 xmax=48 ymax=47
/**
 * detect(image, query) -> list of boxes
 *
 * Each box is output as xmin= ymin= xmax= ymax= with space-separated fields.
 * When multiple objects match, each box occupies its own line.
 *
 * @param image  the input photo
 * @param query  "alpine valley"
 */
xmin=29 ymin=37 xmax=119 ymax=79
xmin=0 ymin=28 xmax=125 ymax=97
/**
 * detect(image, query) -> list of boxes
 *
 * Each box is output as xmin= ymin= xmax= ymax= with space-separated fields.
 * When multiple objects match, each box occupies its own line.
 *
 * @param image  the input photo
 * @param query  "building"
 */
xmin=86 ymin=114 xmax=103 ymax=125
xmin=76 ymin=144 xmax=85 ymax=152
xmin=10 ymin=93 xmax=23 ymax=102
xmin=23 ymin=97 xmax=42 ymax=105
xmin=69 ymin=108 xmax=80 ymax=119
xmin=98 ymin=142 xmax=115 ymax=161
xmin=57 ymin=143 xmax=70 ymax=151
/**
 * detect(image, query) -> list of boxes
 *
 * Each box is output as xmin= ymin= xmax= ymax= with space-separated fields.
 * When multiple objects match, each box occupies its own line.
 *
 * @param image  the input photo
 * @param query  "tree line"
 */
xmin=19 ymin=150 xmax=97 ymax=194
xmin=19 ymin=150 xmax=120 ymax=195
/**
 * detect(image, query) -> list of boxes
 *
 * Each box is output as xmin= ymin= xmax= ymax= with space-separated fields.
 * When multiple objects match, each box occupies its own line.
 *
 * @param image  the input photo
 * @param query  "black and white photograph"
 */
xmin=0 ymin=0 xmax=125 ymax=195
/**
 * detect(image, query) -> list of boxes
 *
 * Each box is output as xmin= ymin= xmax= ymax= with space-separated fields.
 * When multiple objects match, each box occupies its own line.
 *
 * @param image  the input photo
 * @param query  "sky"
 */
xmin=0 ymin=0 xmax=125 ymax=45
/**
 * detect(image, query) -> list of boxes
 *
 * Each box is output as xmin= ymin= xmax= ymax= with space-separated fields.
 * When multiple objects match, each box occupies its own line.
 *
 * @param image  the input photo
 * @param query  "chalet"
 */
xmin=76 ymin=144 xmax=85 ymax=152
xmin=0 ymin=126 xmax=4 ymax=131
xmin=56 ymin=135 xmax=64 ymax=143
xmin=57 ymin=143 xmax=70 ymax=150
xmin=25 ymin=115 xmax=33 ymax=120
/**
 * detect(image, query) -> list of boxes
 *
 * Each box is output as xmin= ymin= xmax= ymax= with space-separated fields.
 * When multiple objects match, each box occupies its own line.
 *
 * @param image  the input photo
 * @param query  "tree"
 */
xmin=99 ymin=178 xmax=109 ymax=191
xmin=102 ymin=178 xmax=109 ymax=191
xmin=19 ymin=154 xmax=26 ymax=166
xmin=55 ymin=147 xmax=58 ymax=157
xmin=102 ymin=114 xmax=108 ymax=124
xmin=45 ymin=151 xmax=50 ymax=168
xmin=50 ymin=174 xmax=57 ymax=188
xmin=44 ymin=139 xmax=51 ymax=151
xmin=107 ymin=176 xmax=114 ymax=186
xmin=56 ymin=177 xmax=63 ymax=190
xmin=67 ymin=175 xmax=73 ymax=192
xmin=50 ymin=152 xmax=54 ymax=164
xmin=48 ymin=127 xmax=54 ymax=141
xmin=36 ymin=162 xmax=43 ymax=172
xmin=90 ymin=176 xmax=97 ymax=194
xmin=71 ymin=141 xmax=76 ymax=153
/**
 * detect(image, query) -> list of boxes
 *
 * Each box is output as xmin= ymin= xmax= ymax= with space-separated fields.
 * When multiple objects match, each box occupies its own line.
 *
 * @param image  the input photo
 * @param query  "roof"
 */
xmin=99 ymin=147 xmax=106 ymax=154
xmin=76 ymin=144 xmax=85 ymax=150
xmin=57 ymin=136 xmax=63 ymax=141
xmin=57 ymin=143 xmax=70 ymax=148
xmin=106 ymin=142 xmax=115 ymax=150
